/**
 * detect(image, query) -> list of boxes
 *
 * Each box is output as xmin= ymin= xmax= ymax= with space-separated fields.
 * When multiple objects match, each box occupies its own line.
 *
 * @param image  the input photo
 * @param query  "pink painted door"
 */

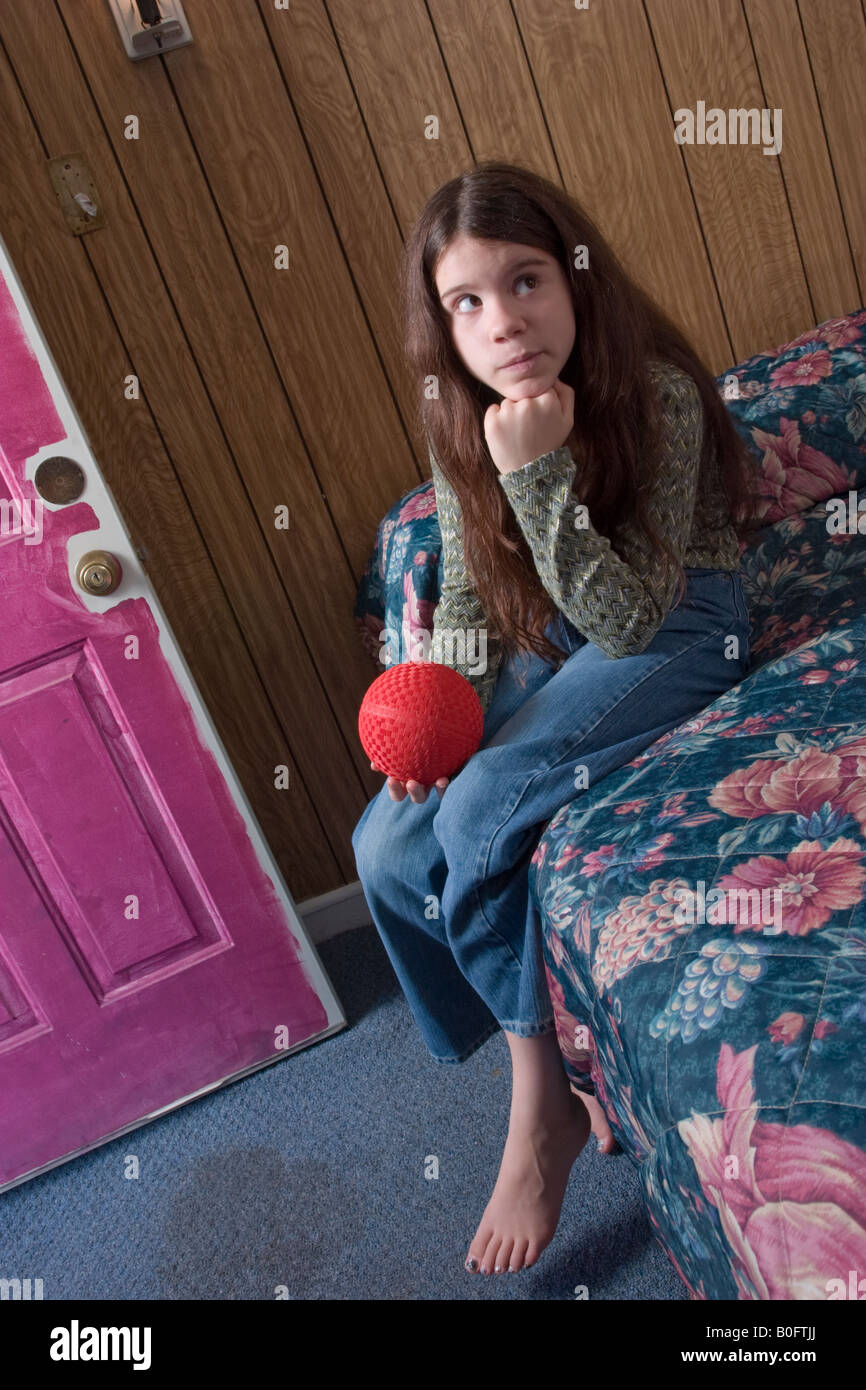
xmin=0 ymin=239 xmax=345 ymax=1192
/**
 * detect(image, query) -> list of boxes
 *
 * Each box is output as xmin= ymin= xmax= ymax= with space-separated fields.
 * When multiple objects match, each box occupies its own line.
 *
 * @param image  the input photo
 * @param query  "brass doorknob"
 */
xmin=76 ymin=550 xmax=123 ymax=595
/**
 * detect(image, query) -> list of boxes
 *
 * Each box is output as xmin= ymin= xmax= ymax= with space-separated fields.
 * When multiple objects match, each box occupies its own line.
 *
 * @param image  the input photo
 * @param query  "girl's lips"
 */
xmin=502 ymin=352 xmax=541 ymax=372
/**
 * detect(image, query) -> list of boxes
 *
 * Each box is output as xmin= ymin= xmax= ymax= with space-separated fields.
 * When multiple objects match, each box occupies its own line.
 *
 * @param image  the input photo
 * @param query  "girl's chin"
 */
xmin=501 ymin=378 xmax=555 ymax=401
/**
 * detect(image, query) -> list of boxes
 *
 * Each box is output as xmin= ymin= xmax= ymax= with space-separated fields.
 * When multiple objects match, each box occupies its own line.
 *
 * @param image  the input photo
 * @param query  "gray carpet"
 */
xmin=0 ymin=924 xmax=686 ymax=1300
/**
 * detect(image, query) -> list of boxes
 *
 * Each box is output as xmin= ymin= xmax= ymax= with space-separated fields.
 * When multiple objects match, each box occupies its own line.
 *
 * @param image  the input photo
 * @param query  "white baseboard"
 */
xmin=296 ymin=880 xmax=372 ymax=944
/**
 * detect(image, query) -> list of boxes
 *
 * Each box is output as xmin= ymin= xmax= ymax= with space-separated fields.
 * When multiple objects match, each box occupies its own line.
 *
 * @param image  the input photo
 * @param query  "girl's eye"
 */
xmin=454 ymin=274 xmax=539 ymax=314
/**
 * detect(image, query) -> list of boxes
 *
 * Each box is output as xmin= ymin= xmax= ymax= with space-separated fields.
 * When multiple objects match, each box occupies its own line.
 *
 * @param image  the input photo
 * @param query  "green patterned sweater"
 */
xmin=429 ymin=359 xmax=740 ymax=717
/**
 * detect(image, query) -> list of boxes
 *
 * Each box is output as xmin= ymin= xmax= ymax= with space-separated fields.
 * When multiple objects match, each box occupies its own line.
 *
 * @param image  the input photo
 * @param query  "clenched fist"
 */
xmin=484 ymin=378 xmax=574 ymax=476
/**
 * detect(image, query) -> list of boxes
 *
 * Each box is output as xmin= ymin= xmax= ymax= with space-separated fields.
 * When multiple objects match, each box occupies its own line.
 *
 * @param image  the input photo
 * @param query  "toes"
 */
xmin=594 ymin=1127 xmax=619 ymax=1154
xmin=508 ymin=1238 xmax=529 ymax=1272
xmin=523 ymin=1240 xmax=542 ymax=1269
xmin=480 ymin=1233 xmax=502 ymax=1275
xmin=467 ymin=1230 xmax=550 ymax=1273
xmin=465 ymin=1222 xmax=493 ymax=1274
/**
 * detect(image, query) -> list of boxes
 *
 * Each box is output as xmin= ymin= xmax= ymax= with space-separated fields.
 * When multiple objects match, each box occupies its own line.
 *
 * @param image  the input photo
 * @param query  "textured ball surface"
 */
xmin=358 ymin=661 xmax=484 ymax=784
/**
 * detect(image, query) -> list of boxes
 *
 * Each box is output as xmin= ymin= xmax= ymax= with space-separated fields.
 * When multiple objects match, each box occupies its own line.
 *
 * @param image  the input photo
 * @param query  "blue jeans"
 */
xmin=351 ymin=569 xmax=752 ymax=1064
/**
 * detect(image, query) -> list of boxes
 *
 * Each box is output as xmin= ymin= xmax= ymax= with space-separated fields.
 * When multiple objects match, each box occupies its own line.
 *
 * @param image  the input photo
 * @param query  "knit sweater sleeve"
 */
xmin=428 ymin=446 xmax=502 ymax=717
xmin=496 ymin=365 xmax=704 ymax=657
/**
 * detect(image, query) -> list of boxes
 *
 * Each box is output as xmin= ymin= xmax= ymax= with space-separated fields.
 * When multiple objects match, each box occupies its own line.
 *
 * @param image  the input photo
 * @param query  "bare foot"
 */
xmin=572 ymin=1085 xmax=618 ymax=1155
xmin=464 ymin=1086 xmax=591 ymax=1275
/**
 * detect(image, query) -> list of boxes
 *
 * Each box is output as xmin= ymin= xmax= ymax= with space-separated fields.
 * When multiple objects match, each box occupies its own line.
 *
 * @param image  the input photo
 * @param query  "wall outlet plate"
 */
xmin=46 ymin=154 xmax=106 ymax=237
xmin=105 ymin=0 xmax=193 ymax=60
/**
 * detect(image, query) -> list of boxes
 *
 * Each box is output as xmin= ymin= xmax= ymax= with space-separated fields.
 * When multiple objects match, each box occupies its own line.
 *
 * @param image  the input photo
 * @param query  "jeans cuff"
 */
xmin=496 ymin=1015 xmax=556 ymax=1037
xmin=427 ymin=1018 xmax=500 ymax=1064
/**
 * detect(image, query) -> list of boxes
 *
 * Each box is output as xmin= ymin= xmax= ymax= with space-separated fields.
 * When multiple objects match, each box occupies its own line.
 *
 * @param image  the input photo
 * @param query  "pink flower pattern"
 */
xmin=677 ymin=1045 xmax=866 ymax=1299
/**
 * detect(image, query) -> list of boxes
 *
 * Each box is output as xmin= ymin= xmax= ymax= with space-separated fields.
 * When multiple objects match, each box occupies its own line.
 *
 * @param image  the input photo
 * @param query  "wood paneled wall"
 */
xmin=0 ymin=0 xmax=862 ymax=903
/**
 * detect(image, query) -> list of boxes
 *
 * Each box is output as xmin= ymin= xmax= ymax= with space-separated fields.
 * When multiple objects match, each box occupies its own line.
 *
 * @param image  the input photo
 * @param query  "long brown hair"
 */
xmin=399 ymin=161 xmax=763 ymax=672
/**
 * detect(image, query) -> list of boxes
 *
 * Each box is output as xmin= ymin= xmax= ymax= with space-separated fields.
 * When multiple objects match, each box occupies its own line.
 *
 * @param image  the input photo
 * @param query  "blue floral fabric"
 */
xmin=354 ymin=310 xmax=866 ymax=1300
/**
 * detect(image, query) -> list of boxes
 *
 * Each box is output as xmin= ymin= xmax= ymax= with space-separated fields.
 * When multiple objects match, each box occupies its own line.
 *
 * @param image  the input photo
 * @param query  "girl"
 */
xmin=352 ymin=162 xmax=761 ymax=1280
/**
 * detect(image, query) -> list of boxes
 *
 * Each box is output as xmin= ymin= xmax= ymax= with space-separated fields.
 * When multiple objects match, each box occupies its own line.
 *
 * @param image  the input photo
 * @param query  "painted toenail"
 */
xmin=596 ymin=1137 xmax=606 ymax=1150
xmin=495 ymin=1265 xmax=502 ymax=1272
xmin=465 ymin=1257 xmax=478 ymax=1272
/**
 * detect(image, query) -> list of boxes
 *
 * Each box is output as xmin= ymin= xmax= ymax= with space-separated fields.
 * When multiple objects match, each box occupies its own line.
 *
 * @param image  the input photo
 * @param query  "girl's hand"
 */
xmin=370 ymin=760 xmax=449 ymax=803
xmin=484 ymin=378 xmax=574 ymax=475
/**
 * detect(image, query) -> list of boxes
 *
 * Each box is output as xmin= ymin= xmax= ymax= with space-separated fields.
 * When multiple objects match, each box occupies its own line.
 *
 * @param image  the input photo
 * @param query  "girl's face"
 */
xmin=434 ymin=235 xmax=576 ymax=401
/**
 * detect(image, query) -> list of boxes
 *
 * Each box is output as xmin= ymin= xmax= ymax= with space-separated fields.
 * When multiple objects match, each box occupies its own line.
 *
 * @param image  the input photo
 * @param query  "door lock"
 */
xmin=76 ymin=550 xmax=122 ymax=596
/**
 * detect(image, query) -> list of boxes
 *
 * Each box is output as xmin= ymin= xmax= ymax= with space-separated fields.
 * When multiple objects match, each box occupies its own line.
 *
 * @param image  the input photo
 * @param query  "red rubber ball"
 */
xmin=358 ymin=662 xmax=484 ymax=785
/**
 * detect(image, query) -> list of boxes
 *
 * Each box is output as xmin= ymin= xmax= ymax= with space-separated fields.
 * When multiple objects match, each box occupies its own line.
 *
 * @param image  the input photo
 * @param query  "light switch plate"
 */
xmin=105 ymin=0 xmax=193 ymax=61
